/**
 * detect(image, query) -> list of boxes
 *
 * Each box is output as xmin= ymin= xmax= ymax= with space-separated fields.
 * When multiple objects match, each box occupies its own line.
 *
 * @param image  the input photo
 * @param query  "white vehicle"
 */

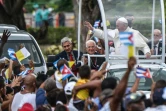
xmin=0 ymin=24 xmax=19 ymax=32
xmin=0 ymin=30 xmax=47 ymax=74
xmin=77 ymin=0 xmax=165 ymax=96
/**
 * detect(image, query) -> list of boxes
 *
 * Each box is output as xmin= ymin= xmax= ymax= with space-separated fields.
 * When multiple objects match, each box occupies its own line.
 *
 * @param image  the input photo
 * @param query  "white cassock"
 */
xmin=93 ymin=27 xmax=150 ymax=55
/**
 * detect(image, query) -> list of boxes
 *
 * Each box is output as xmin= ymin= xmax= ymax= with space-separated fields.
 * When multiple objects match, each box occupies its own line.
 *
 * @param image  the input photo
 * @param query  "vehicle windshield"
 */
xmin=1 ymin=40 xmax=42 ymax=66
xmin=107 ymin=68 xmax=166 ymax=90
xmin=101 ymin=0 xmax=163 ymax=60
xmin=102 ymin=0 xmax=162 ymax=37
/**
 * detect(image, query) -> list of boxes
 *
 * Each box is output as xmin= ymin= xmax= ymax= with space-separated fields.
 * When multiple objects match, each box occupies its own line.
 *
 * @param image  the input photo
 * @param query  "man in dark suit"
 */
xmin=54 ymin=37 xmax=83 ymax=74
xmin=148 ymin=29 xmax=163 ymax=55
xmin=84 ymin=40 xmax=105 ymax=70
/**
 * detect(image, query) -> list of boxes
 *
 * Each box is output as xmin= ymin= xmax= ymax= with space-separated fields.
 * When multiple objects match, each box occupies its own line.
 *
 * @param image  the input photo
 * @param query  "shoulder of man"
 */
xmin=73 ymin=50 xmax=83 ymax=55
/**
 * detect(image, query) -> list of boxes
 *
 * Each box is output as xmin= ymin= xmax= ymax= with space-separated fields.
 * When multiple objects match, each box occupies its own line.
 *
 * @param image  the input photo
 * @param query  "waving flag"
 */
xmin=60 ymin=64 xmax=73 ymax=81
xmin=8 ymin=48 xmax=17 ymax=60
xmin=93 ymin=37 xmax=99 ymax=43
xmin=119 ymin=32 xmax=133 ymax=45
xmin=94 ymin=20 xmax=100 ymax=28
xmin=119 ymin=32 xmax=134 ymax=58
xmin=53 ymin=59 xmax=61 ymax=69
xmin=18 ymin=69 xmax=29 ymax=76
xmin=136 ymin=67 xmax=151 ymax=78
xmin=15 ymin=47 xmax=30 ymax=61
xmin=5 ymin=68 xmax=9 ymax=84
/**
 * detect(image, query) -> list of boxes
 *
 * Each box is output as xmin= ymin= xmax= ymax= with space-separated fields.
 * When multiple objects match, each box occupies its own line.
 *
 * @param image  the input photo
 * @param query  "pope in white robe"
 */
xmin=84 ymin=17 xmax=151 ymax=58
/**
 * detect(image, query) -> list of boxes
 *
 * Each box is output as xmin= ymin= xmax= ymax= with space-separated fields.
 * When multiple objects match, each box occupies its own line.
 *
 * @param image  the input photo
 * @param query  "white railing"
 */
xmin=83 ymin=54 xmax=164 ymax=66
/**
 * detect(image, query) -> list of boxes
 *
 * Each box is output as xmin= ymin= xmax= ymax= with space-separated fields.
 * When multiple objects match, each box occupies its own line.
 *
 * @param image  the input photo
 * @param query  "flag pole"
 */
xmin=65 ymin=64 xmax=78 ymax=80
xmin=151 ymin=77 xmax=155 ymax=83
xmin=18 ymin=60 xmax=22 ymax=65
xmin=70 ymin=70 xmax=78 ymax=80
xmin=148 ymin=68 xmax=155 ymax=83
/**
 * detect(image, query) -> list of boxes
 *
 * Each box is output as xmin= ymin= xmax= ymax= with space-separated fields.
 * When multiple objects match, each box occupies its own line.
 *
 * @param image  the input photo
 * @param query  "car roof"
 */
xmin=0 ymin=31 xmax=33 ymax=40
xmin=0 ymin=24 xmax=19 ymax=32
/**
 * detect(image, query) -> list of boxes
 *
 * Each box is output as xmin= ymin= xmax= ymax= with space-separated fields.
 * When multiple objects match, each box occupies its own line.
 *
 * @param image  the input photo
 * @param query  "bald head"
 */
xmin=154 ymin=29 xmax=161 ymax=36
xmin=24 ymin=74 xmax=36 ymax=86
xmin=154 ymin=29 xmax=162 ymax=44
xmin=116 ymin=18 xmax=128 ymax=32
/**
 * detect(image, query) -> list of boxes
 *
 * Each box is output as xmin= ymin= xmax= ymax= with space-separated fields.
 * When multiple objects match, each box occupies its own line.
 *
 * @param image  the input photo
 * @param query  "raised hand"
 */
xmin=146 ymin=52 xmax=151 ymax=59
xmin=1 ymin=30 xmax=11 ymax=43
xmin=84 ymin=21 xmax=93 ymax=30
xmin=11 ymin=76 xmax=20 ymax=87
xmin=128 ymin=57 xmax=136 ymax=70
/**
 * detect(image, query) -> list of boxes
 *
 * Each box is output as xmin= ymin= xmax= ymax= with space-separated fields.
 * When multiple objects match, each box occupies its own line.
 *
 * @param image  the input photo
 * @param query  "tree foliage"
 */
xmin=25 ymin=0 xmax=73 ymax=12
xmin=0 ymin=0 xmax=26 ymax=30
xmin=55 ymin=0 xmax=73 ymax=12
xmin=72 ymin=0 xmax=100 ymax=51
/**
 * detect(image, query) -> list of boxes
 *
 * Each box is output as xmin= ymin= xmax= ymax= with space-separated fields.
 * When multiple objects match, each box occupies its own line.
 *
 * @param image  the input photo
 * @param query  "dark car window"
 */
xmin=1 ymin=40 xmax=42 ymax=66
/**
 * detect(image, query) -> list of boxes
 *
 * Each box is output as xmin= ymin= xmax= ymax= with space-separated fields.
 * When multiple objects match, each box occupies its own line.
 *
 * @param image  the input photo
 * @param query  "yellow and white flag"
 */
xmin=16 ymin=47 xmax=30 ymax=61
xmin=5 ymin=68 xmax=9 ymax=79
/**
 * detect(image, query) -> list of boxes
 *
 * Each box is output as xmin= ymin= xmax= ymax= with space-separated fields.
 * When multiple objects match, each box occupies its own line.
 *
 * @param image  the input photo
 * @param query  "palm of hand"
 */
xmin=1 ymin=30 xmax=11 ymax=43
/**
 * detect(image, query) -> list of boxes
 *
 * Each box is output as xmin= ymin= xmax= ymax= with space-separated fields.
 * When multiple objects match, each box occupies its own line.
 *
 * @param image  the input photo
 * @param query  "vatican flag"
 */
xmin=15 ymin=47 xmax=30 ymax=61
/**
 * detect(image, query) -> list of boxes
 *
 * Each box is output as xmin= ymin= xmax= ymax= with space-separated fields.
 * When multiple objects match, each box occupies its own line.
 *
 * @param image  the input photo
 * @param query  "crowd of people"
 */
xmin=33 ymin=4 xmax=66 ymax=28
xmin=0 ymin=15 xmax=165 ymax=111
xmin=33 ymin=4 xmax=53 ymax=27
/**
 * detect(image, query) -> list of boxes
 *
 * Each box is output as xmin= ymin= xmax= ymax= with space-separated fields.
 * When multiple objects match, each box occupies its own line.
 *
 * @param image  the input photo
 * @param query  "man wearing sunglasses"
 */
xmin=125 ymin=92 xmax=146 ymax=111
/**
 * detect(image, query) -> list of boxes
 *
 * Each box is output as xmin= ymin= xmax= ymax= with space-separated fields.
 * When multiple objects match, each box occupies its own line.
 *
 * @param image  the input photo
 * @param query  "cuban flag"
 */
xmin=18 ymin=69 xmax=30 ymax=76
xmin=136 ymin=67 xmax=151 ymax=78
xmin=8 ymin=48 xmax=17 ymax=60
xmin=60 ymin=64 xmax=72 ymax=81
xmin=93 ymin=37 xmax=99 ymax=43
xmin=53 ymin=59 xmax=61 ymax=69
xmin=93 ymin=20 xmax=100 ymax=28
xmin=119 ymin=32 xmax=133 ymax=46
xmin=119 ymin=32 xmax=134 ymax=58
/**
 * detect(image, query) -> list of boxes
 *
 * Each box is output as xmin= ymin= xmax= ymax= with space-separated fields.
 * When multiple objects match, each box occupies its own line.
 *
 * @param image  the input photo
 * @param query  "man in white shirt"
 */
xmin=84 ymin=17 xmax=151 ymax=58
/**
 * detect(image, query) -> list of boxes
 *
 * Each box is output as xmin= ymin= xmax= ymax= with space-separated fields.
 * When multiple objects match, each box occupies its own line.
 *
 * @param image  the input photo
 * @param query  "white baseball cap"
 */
xmin=64 ymin=81 xmax=76 ymax=95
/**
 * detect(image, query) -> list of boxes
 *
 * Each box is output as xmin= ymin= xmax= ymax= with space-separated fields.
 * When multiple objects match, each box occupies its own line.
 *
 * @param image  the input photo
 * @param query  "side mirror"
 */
xmin=47 ymin=55 xmax=56 ymax=67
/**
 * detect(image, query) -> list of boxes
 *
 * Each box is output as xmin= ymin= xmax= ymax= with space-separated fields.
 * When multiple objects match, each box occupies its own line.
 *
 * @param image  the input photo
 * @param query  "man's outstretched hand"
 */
xmin=1 ymin=30 xmax=11 ymax=43
xmin=84 ymin=21 xmax=93 ymax=30
xmin=128 ymin=57 xmax=136 ymax=70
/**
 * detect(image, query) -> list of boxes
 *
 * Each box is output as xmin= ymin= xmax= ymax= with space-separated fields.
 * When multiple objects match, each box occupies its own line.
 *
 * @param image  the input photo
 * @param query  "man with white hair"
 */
xmin=84 ymin=40 xmax=105 ymax=70
xmin=148 ymin=29 xmax=163 ymax=55
xmin=53 ymin=37 xmax=83 ymax=75
xmin=84 ymin=17 xmax=151 ymax=58
xmin=54 ymin=37 xmax=83 ymax=61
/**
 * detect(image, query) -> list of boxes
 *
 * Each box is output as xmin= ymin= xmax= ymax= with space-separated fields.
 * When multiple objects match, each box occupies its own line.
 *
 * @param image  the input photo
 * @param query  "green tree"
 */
xmin=0 ymin=0 xmax=26 ymax=30
xmin=56 ymin=0 xmax=73 ymax=12
xmin=72 ymin=0 xmax=100 ymax=51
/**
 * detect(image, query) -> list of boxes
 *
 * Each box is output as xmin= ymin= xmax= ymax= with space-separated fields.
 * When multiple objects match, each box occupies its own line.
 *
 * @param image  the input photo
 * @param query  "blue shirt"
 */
xmin=36 ymin=88 xmax=48 ymax=107
xmin=41 ymin=9 xmax=50 ymax=20
xmin=35 ymin=9 xmax=42 ymax=22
